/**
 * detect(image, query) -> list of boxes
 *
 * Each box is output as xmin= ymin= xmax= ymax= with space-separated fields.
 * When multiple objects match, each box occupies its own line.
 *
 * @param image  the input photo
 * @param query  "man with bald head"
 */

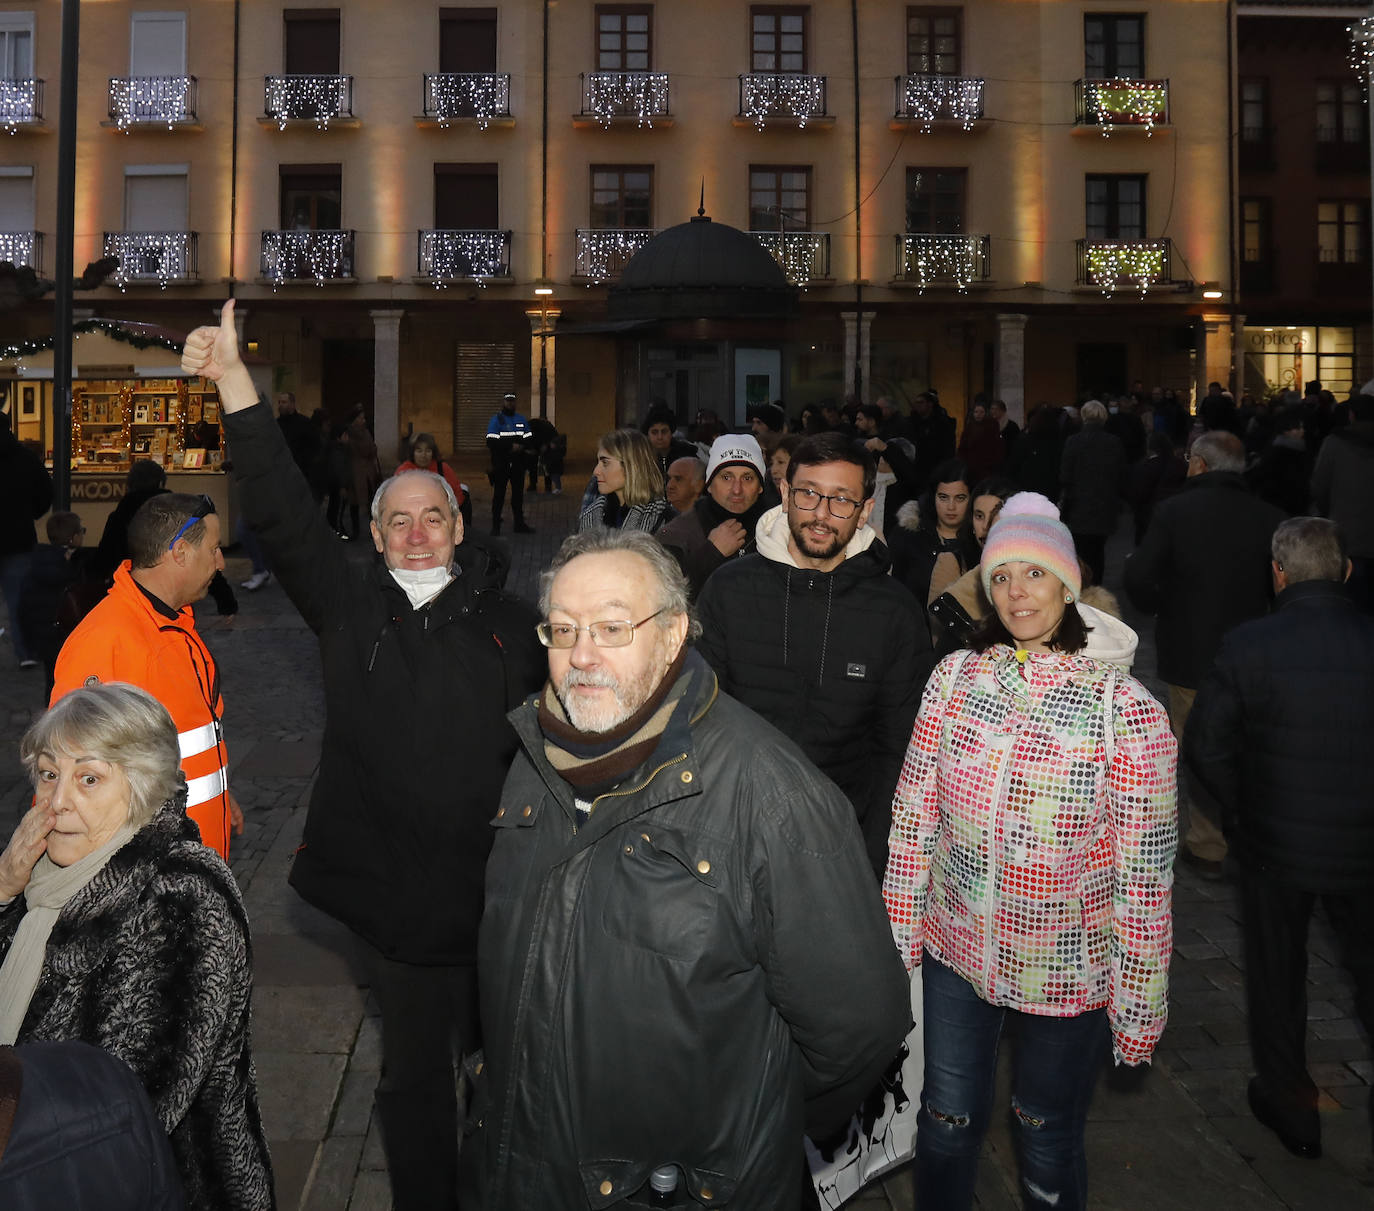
xmin=664 ymin=455 xmax=705 ymax=515
xmin=182 ymin=303 xmax=545 ymax=1211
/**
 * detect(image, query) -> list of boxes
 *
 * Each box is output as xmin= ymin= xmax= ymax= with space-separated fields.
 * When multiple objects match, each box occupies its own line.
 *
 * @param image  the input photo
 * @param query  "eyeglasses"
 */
xmin=789 ymin=486 xmax=862 ymax=520
xmin=536 ymin=608 xmax=664 ymax=649
xmin=167 ymin=494 xmax=216 ymax=550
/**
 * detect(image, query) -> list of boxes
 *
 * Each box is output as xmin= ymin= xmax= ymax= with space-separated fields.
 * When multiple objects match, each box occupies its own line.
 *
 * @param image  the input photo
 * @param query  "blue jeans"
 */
xmin=916 ymin=952 xmax=1108 ymax=1211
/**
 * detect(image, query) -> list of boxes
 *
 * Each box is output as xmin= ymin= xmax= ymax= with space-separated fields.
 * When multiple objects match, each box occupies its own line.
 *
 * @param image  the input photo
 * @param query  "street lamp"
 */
xmin=533 ymin=279 xmax=554 ymax=421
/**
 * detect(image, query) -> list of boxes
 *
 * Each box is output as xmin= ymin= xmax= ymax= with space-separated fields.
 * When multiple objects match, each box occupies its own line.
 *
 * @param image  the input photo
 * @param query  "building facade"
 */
xmin=3 ymin=1 xmax=1248 ymax=468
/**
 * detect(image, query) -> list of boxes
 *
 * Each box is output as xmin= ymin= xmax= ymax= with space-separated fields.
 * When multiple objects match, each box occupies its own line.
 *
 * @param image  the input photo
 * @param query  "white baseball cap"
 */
xmin=704 ymin=434 xmax=766 ymax=483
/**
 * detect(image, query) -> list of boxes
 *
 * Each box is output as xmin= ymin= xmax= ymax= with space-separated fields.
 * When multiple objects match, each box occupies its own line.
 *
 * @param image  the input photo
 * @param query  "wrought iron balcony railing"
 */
xmin=1077 ymin=238 xmax=1174 ymax=295
xmin=1074 ymin=79 xmax=1170 ymax=134
xmin=896 ymin=234 xmax=991 ymax=290
xmin=750 ymin=231 xmax=831 ymax=284
xmin=0 ymin=231 xmax=41 ymax=271
xmin=574 ymin=228 xmax=657 ymax=282
xmin=579 ymin=72 xmax=670 ymax=128
xmin=422 ymin=73 xmax=511 ymax=128
xmin=894 ymin=75 xmax=985 ymax=130
xmin=738 ymin=73 xmax=827 ymax=128
xmin=103 ymin=231 xmax=199 ymax=287
xmin=260 ymin=229 xmax=356 ymax=285
xmin=0 ymin=79 xmax=42 ymax=130
xmin=264 ymin=75 xmax=354 ymax=130
xmin=418 ymin=229 xmax=512 ymax=282
xmin=107 ymin=76 xmax=198 ymax=129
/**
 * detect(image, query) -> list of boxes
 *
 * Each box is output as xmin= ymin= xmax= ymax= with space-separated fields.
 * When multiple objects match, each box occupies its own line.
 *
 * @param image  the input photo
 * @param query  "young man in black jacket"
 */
xmin=182 ymin=302 xmax=546 ymax=1211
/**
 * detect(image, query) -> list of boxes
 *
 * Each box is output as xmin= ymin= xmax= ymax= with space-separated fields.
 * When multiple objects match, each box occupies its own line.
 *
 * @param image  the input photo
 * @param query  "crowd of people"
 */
xmin=0 ymin=320 xmax=1371 ymax=1211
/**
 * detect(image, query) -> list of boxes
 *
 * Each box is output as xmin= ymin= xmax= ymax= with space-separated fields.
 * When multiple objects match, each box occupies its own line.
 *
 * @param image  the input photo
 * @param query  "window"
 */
xmin=590 ymin=166 xmax=652 ymax=228
xmin=749 ymin=166 xmax=811 ymax=231
xmin=1316 ymin=81 xmax=1363 ymax=144
xmin=0 ymin=11 xmax=34 ymax=78
xmin=751 ymin=7 xmax=807 ymax=73
xmin=1084 ymin=13 xmax=1143 ymax=79
xmin=1085 ymin=175 xmax=1145 ymax=240
xmin=0 ymin=165 xmax=35 ymax=230
xmin=596 ymin=6 xmax=651 ymax=71
xmin=1240 ymin=79 xmax=1267 ymax=143
xmin=435 ymin=164 xmax=498 ymax=228
xmin=440 ymin=8 xmax=497 ymax=72
xmin=1241 ymin=198 xmax=1270 ymax=264
xmin=907 ymin=7 xmax=961 ymax=75
xmin=1317 ymin=201 xmax=1366 ymax=263
xmin=280 ymin=165 xmax=342 ymax=229
xmin=124 ymin=165 xmax=188 ymax=230
xmin=284 ymin=8 xmax=340 ymax=74
xmin=129 ymin=12 xmax=185 ymax=75
xmin=906 ymin=167 xmax=965 ymax=233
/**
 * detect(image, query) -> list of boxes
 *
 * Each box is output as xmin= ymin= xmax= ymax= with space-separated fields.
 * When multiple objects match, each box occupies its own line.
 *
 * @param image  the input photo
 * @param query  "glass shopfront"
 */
xmin=1242 ymin=325 xmax=1355 ymax=399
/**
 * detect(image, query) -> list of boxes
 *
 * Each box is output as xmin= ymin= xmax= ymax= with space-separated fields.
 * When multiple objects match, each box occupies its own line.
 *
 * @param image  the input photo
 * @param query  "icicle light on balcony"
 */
xmin=900 ymin=76 xmax=984 ymax=131
xmin=0 ymin=231 xmax=36 ymax=267
xmin=1082 ymin=79 xmax=1169 ymax=136
xmin=425 ymin=73 xmax=510 ymax=130
xmin=419 ymin=230 xmax=510 ymax=286
xmin=740 ymin=74 xmax=826 ymax=129
xmin=265 ymin=75 xmax=351 ymax=130
xmin=584 ymin=72 xmax=669 ymax=129
xmin=901 ymin=234 xmax=987 ymax=292
xmin=109 ymin=77 xmax=195 ymax=130
xmin=1085 ymin=241 xmax=1168 ymax=296
xmin=262 ymin=231 xmax=353 ymax=287
xmin=0 ymin=79 xmax=39 ymax=132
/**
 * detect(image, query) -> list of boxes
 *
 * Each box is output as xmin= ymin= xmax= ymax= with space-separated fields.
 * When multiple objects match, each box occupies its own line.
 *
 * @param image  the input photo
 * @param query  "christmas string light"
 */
xmin=750 ymin=231 xmax=829 ymax=284
xmin=740 ymin=73 xmax=826 ymax=129
xmin=0 ymin=231 xmax=36 ymax=268
xmin=424 ymin=73 xmax=510 ymax=129
xmin=1084 ymin=240 xmax=1169 ymax=296
xmin=1080 ymin=79 xmax=1169 ymax=136
xmin=103 ymin=232 xmax=196 ymax=290
xmin=108 ymin=76 xmax=196 ymax=130
xmin=2 ymin=319 xmax=184 ymax=363
xmin=575 ymin=228 xmax=656 ymax=283
xmin=1 ymin=78 xmax=40 ymax=132
xmin=1349 ymin=17 xmax=1374 ymax=96
xmin=582 ymin=72 xmax=670 ymax=129
xmin=898 ymin=75 xmax=984 ymax=132
xmin=900 ymin=234 xmax=989 ymax=292
xmin=264 ymin=75 xmax=353 ymax=131
xmin=419 ymin=229 xmax=511 ymax=286
xmin=260 ymin=230 xmax=354 ymax=287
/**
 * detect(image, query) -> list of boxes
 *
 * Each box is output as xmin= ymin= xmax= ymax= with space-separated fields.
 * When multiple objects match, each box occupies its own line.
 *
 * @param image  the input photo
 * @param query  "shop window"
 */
xmin=906 ymin=167 xmax=966 ymax=233
xmin=751 ymin=7 xmax=807 ymax=73
xmin=1317 ymin=200 xmax=1366 ymax=264
xmin=590 ymin=166 xmax=653 ymax=228
xmin=907 ymin=7 xmax=961 ymax=75
xmin=1085 ymin=174 xmax=1145 ymax=240
xmin=284 ymin=8 xmax=340 ymax=75
xmin=435 ymin=164 xmax=498 ymax=229
xmin=280 ymin=165 xmax=342 ymax=229
xmin=596 ymin=6 xmax=652 ymax=71
xmin=439 ymin=8 xmax=497 ymax=72
xmin=1084 ymin=13 xmax=1143 ymax=79
xmin=749 ymin=165 xmax=811 ymax=231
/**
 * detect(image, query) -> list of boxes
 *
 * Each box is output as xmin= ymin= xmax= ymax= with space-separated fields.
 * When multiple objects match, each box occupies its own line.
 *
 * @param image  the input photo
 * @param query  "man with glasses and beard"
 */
xmin=696 ymin=432 xmax=931 ymax=875
xmin=461 ymin=528 xmax=908 ymax=1211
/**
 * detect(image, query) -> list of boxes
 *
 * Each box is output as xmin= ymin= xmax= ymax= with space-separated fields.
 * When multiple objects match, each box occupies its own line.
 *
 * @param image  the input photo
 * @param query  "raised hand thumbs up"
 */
xmin=181 ymin=298 xmax=243 ymax=384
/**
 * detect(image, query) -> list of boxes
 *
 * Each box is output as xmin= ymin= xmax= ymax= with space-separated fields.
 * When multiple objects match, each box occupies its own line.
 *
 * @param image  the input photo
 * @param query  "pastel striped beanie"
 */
xmin=979 ymin=492 xmax=1082 ymax=602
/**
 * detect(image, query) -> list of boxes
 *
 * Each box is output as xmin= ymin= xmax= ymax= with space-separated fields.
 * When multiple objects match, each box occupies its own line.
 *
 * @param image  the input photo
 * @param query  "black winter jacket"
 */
xmin=695 ymin=508 xmax=931 ymax=872
xmin=1123 ymin=471 xmax=1284 ymax=688
xmin=1183 ymin=580 xmax=1374 ymax=891
xmin=0 ymin=426 xmax=51 ymax=556
xmin=1059 ymin=424 xmax=1125 ymax=536
xmin=462 ymin=652 xmax=911 ymax=1211
xmin=223 ymin=402 xmax=545 ymax=964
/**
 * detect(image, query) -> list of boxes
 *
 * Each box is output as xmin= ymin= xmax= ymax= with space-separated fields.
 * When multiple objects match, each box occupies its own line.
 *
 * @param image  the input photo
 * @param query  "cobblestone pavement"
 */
xmin=1 ymin=467 xmax=1370 ymax=1209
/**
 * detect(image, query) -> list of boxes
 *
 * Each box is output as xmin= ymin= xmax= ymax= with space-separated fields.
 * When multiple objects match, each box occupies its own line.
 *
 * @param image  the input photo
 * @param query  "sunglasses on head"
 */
xmin=168 ymin=494 xmax=217 ymax=550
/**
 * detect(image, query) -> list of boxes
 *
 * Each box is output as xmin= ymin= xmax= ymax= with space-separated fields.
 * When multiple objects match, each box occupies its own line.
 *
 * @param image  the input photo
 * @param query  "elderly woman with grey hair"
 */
xmin=0 ymin=683 xmax=274 ymax=1210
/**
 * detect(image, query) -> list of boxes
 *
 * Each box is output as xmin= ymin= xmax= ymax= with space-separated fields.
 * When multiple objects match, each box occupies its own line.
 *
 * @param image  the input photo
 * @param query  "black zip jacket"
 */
xmin=223 ymin=402 xmax=545 ymax=964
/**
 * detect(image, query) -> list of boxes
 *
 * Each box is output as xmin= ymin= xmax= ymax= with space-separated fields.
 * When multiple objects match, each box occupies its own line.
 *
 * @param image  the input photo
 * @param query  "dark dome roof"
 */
xmin=608 ymin=215 xmax=796 ymax=321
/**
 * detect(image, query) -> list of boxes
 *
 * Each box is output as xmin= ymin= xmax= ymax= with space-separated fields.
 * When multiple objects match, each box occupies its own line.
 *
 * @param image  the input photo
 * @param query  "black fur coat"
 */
xmin=0 ymin=805 xmax=274 ymax=1210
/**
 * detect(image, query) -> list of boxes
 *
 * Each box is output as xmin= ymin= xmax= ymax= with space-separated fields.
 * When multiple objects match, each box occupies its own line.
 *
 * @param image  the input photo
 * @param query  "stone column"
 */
xmin=993 ymin=313 xmax=1029 ymax=424
xmin=841 ymin=311 xmax=875 ymax=401
xmin=1231 ymin=312 xmax=1247 ymax=399
xmin=1195 ymin=312 xmax=1232 ymax=407
xmin=525 ymin=306 xmax=561 ymax=424
xmin=370 ymin=309 xmax=404 ymax=465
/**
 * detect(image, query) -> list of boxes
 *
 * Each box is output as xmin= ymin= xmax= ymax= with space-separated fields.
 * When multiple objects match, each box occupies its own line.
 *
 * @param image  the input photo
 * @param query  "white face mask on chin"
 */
xmin=389 ymin=565 xmax=454 ymax=609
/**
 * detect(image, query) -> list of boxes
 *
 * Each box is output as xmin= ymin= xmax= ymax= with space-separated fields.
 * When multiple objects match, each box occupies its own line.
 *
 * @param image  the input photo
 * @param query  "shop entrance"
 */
xmin=1076 ymin=343 xmax=1128 ymax=401
xmin=321 ymin=339 xmax=374 ymax=426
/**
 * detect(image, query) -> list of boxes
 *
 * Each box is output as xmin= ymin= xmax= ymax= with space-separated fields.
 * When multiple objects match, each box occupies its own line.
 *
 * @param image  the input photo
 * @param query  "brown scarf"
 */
xmin=538 ymin=647 xmax=688 ymax=796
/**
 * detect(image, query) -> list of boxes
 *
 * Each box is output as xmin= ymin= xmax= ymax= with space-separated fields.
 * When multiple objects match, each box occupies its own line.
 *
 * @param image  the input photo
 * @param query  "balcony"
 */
xmin=736 ymin=73 xmax=830 ymax=130
xmin=103 ymin=231 xmax=198 ymax=288
xmin=0 ymin=79 xmax=43 ymax=132
xmin=892 ymin=75 xmax=986 ymax=132
xmin=106 ymin=77 xmax=199 ymax=131
xmin=260 ymin=230 xmax=356 ymax=285
xmin=750 ymin=231 xmax=831 ymax=285
xmin=1076 ymin=238 xmax=1175 ymax=295
xmin=895 ymin=234 xmax=991 ymax=291
xmin=573 ymin=228 xmax=657 ymax=282
xmin=0 ymin=231 xmax=42 ymax=271
xmin=419 ymin=73 xmax=512 ymax=129
xmin=262 ymin=75 xmax=357 ymax=131
xmin=575 ymin=72 xmax=671 ymax=129
xmin=1074 ymin=79 xmax=1170 ymax=135
xmin=417 ymin=229 xmax=512 ymax=284
xmin=1315 ymin=134 xmax=1369 ymax=174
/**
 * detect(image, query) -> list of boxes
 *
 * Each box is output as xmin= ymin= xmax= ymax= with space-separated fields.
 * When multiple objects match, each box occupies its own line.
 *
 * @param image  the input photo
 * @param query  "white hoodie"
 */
xmin=1078 ymin=601 xmax=1138 ymax=670
xmin=753 ymin=503 xmax=879 ymax=568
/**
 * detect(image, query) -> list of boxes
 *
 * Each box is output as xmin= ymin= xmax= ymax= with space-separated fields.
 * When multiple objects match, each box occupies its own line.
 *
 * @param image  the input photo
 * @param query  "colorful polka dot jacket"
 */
xmin=883 ymin=645 xmax=1178 ymax=1065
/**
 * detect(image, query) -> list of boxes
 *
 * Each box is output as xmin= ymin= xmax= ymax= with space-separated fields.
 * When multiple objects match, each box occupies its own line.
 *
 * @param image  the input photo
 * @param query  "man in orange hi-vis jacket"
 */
xmin=51 ymin=492 xmax=243 ymax=858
